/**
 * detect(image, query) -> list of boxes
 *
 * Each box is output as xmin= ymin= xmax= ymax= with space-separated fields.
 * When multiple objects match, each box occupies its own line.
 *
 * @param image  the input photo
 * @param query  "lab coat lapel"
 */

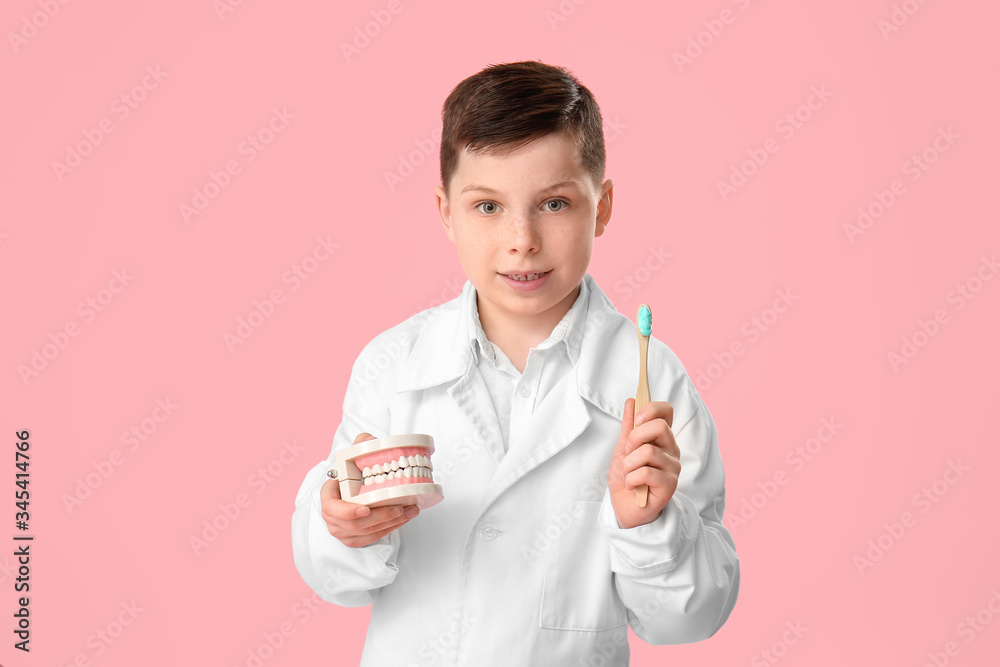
xmin=396 ymin=281 xmax=507 ymax=466
xmin=446 ymin=364 xmax=506 ymax=466
xmin=479 ymin=371 xmax=592 ymax=508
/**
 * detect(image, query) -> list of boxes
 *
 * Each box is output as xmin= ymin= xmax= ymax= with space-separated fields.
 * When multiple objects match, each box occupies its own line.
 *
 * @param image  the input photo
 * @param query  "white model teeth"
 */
xmin=362 ymin=466 xmax=433 ymax=485
xmin=508 ymin=272 xmax=544 ymax=281
xmin=360 ymin=455 xmax=434 ymax=483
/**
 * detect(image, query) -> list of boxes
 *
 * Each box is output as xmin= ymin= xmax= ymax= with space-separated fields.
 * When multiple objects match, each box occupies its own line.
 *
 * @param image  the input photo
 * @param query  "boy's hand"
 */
xmin=320 ymin=432 xmax=420 ymax=548
xmin=607 ymin=398 xmax=681 ymax=529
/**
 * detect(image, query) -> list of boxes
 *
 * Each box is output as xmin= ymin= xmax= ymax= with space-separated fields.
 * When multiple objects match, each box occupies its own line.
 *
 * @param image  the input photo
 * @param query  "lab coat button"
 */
xmin=479 ymin=521 xmax=499 ymax=541
xmin=519 ymin=385 xmax=530 ymax=397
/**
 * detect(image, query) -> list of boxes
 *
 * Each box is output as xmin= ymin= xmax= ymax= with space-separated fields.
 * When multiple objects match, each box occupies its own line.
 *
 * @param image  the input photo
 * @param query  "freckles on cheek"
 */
xmin=458 ymin=237 xmax=488 ymax=265
xmin=571 ymin=235 xmax=593 ymax=254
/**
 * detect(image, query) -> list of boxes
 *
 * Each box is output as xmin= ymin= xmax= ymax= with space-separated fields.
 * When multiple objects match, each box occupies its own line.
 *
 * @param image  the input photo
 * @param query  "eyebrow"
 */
xmin=459 ymin=180 xmax=579 ymax=196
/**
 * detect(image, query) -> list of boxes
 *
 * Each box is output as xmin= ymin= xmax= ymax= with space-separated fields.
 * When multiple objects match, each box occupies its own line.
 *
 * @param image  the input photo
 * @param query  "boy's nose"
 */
xmin=506 ymin=215 xmax=541 ymax=252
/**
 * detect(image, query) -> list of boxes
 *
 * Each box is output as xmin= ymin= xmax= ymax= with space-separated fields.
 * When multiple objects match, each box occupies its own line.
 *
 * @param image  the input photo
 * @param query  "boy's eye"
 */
xmin=474 ymin=199 xmax=568 ymax=215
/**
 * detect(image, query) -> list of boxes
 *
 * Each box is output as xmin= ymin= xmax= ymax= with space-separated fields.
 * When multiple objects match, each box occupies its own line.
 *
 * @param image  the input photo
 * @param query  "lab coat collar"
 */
xmin=396 ymin=272 xmax=635 ymax=424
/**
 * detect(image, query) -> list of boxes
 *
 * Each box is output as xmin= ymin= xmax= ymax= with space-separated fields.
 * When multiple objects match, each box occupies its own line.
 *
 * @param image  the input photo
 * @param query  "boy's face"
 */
xmin=434 ymin=131 xmax=613 ymax=337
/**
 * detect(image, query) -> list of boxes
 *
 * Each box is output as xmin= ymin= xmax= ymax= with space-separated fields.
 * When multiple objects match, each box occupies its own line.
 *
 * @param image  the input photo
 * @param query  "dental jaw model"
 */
xmin=329 ymin=434 xmax=444 ymax=509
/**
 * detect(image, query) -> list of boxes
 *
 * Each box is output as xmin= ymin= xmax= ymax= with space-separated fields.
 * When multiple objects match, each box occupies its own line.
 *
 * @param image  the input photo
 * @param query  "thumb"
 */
xmin=354 ymin=432 xmax=377 ymax=444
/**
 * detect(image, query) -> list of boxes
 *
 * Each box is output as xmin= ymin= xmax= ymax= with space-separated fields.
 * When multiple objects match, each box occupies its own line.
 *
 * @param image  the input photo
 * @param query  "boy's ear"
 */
xmin=434 ymin=185 xmax=456 ymax=245
xmin=594 ymin=179 xmax=614 ymax=238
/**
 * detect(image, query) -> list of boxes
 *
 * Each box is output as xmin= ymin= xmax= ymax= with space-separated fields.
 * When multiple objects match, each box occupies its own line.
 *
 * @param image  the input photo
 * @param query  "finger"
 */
xmin=625 ymin=466 xmax=674 ymax=492
xmin=624 ymin=443 xmax=675 ymax=475
xmin=321 ymin=481 xmax=376 ymax=523
xmin=355 ymin=505 xmax=419 ymax=534
xmin=324 ymin=501 xmax=408 ymax=530
xmin=320 ymin=480 xmax=375 ymax=530
xmin=325 ymin=504 xmax=417 ymax=540
xmin=347 ymin=514 xmax=416 ymax=547
xmin=320 ymin=477 xmax=342 ymax=501
xmin=354 ymin=432 xmax=377 ymax=444
xmin=357 ymin=506 xmax=419 ymax=536
xmin=627 ymin=419 xmax=680 ymax=460
xmin=634 ymin=401 xmax=674 ymax=430
xmin=342 ymin=506 xmax=419 ymax=543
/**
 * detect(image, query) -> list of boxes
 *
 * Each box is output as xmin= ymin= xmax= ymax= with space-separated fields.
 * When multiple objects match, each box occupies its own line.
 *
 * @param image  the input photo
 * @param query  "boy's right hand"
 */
xmin=320 ymin=432 xmax=420 ymax=548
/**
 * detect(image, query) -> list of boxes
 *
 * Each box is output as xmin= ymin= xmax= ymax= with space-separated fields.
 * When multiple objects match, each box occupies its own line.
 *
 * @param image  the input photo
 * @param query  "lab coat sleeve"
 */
xmin=598 ymin=377 xmax=740 ymax=644
xmin=291 ymin=343 xmax=402 ymax=608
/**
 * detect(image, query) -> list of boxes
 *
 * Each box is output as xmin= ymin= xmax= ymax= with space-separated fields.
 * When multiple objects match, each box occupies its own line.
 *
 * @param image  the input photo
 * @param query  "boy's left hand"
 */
xmin=607 ymin=397 xmax=681 ymax=529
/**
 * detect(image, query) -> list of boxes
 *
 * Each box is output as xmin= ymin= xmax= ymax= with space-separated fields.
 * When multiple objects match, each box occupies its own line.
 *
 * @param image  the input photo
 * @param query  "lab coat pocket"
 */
xmin=540 ymin=498 xmax=627 ymax=632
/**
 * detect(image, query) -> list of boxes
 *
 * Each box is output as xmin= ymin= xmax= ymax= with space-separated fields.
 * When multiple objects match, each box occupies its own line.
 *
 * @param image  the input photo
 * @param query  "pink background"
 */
xmin=3 ymin=0 xmax=999 ymax=665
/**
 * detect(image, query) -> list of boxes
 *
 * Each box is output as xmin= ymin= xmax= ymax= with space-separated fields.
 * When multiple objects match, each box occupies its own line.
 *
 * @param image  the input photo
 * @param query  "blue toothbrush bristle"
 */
xmin=638 ymin=304 xmax=652 ymax=336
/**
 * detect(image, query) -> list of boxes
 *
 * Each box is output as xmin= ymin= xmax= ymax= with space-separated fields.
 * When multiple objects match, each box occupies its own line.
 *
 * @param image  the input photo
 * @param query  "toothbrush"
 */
xmin=635 ymin=304 xmax=652 ymax=508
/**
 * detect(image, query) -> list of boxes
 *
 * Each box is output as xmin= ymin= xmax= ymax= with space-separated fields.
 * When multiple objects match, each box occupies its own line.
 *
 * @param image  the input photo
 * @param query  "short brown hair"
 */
xmin=439 ymin=60 xmax=606 ymax=197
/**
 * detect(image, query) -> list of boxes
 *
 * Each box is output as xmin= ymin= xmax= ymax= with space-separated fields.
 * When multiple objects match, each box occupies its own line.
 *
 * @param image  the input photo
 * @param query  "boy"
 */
xmin=292 ymin=60 xmax=739 ymax=666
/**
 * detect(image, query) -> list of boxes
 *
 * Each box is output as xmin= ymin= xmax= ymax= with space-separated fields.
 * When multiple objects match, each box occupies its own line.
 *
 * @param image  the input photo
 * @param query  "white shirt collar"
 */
xmin=468 ymin=277 xmax=591 ymax=366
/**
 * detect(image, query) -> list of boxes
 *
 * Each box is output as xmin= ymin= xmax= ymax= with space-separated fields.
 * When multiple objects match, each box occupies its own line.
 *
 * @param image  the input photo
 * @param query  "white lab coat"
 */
xmin=291 ymin=273 xmax=739 ymax=666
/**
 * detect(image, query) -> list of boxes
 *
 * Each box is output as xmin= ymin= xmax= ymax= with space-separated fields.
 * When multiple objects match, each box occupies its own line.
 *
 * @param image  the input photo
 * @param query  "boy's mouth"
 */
xmin=501 ymin=270 xmax=551 ymax=281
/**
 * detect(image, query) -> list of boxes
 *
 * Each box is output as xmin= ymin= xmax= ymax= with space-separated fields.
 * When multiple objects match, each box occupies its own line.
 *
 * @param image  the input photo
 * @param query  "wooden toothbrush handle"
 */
xmin=635 ymin=335 xmax=651 ymax=508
